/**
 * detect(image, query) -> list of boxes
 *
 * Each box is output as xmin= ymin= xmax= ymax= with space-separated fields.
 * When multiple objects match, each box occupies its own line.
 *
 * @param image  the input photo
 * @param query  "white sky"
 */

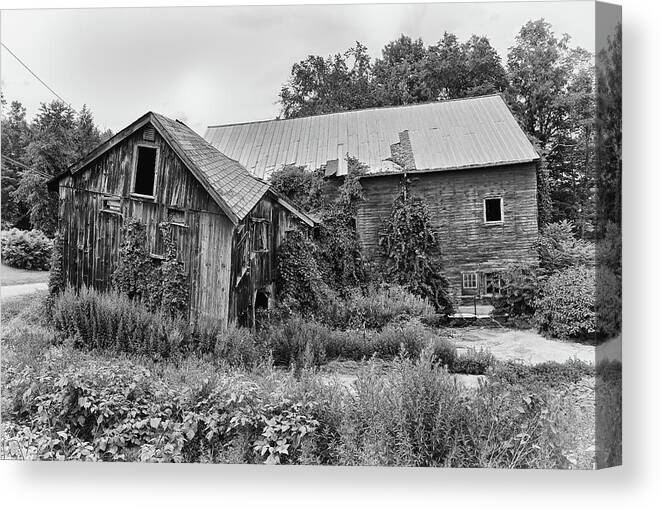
xmin=1 ymin=1 xmax=595 ymax=135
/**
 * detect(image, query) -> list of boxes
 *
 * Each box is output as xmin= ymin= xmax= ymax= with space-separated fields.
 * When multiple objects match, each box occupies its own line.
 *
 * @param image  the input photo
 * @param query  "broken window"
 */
xmin=133 ymin=146 xmax=157 ymax=196
xmin=484 ymin=273 xmax=502 ymax=296
xmin=168 ymin=208 xmax=187 ymax=227
xmin=484 ymin=197 xmax=503 ymax=223
xmin=100 ymin=196 xmax=121 ymax=214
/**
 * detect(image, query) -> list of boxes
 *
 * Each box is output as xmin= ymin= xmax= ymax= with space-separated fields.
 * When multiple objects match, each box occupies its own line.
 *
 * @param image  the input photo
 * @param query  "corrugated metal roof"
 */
xmin=153 ymin=113 xmax=269 ymax=221
xmin=204 ymin=94 xmax=539 ymax=180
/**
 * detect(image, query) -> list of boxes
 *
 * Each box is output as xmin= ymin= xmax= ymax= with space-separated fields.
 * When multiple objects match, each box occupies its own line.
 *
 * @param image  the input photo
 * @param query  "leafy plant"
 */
xmin=1 ymin=228 xmax=52 ymax=270
xmin=452 ymin=347 xmax=495 ymax=375
xmin=492 ymin=263 xmax=539 ymax=318
xmin=535 ymin=220 xmax=595 ymax=275
xmin=379 ymin=187 xmax=453 ymax=313
xmin=534 ymin=265 xmax=596 ymax=341
xmin=111 ymin=218 xmax=189 ymax=317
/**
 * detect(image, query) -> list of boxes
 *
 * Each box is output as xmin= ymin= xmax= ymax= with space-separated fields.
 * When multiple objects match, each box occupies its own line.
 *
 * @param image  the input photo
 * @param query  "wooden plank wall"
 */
xmin=57 ymin=123 xmax=234 ymax=327
xmin=228 ymin=194 xmax=305 ymax=327
xmin=355 ymin=163 xmax=539 ymax=291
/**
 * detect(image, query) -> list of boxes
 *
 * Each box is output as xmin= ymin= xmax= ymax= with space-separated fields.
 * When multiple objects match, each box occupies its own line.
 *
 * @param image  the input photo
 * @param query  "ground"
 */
xmin=0 ymin=263 xmax=49 ymax=286
xmin=448 ymin=326 xmax=595 ymax=364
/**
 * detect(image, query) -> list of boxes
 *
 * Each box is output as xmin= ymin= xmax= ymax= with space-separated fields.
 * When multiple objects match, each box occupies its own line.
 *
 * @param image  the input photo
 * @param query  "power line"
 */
xmin=1 ymin=42 xmax=71 ymax=107
xmin=1 ymin=154 xmax=31 ymax=171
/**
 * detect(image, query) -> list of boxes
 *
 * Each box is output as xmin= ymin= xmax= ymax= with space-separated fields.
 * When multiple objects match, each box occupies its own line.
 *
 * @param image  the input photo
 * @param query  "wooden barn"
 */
xmin=49 ymin=112 xmax=316 ymax=328
xmin=204 ymin=94 xmax=540 ymax=300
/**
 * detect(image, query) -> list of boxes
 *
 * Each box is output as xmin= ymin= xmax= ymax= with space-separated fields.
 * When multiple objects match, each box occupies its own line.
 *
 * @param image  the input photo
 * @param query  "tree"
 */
xmin=372 ymin=35 xmax=433 ymax=105
xmin=462 ymin=35 xmax=509 ymax=97
xmin=507 ymin=19 xmax=596 ymax=233
xmin=595 ymin=23 xmax=621 ymax=232
xmin=279 ymin=42 xmax=381 ymax=119
xmin=1 ymin=100 xmax=31 ymax=227
xmin=12 ymin=100 xmax=111 ymax=235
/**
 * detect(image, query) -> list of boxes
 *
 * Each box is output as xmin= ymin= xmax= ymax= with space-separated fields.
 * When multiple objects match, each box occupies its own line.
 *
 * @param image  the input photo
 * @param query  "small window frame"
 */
xmin=130 ymin=143 xmax=159 ymax=200
xmin=462 ymin=272 xmax=478 ymax=290
xmin=483 ymin=196 xmax=504 ymax=225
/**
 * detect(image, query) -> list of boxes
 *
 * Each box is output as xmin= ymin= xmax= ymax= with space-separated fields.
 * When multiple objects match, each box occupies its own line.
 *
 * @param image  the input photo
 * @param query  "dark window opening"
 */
xmin=484 ymin=273 xmax=502 ymax=296
xmin=133 ymin=146 xmax=157 ymax=196
xmin=484 ymin=198 xmax=502 ymax=223
xmin=254 ymin=290 xmax=270 ymax=331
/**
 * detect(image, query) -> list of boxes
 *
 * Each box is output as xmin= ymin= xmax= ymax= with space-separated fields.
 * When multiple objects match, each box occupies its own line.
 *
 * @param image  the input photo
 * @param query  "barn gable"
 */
xmin=52 ymin=112 xmax=271 ymax=225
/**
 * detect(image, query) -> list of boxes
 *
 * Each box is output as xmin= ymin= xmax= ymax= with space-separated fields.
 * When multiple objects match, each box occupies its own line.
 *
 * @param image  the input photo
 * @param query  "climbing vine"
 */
xmin=379 ymin=184 xmax=453 ymax=313
xmin=275 ymin=229 xmax=330 ymax=315
xmin=112 ymin=218 xmax=189 ymax=317
xmin=48 ymin=230 xmax=66 ymax=297
xmin=271 ymin=155 xmax=368 ymax=296
xmin=314 ymin=156 xmax=367 ymax=294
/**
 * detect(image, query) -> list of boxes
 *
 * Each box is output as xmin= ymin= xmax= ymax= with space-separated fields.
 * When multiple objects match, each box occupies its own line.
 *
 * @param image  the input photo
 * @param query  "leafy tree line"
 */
xmin=1 ymin=97 xmax=112 ymax=235
xmin=278 ymin=19 xmax=617 ymax=239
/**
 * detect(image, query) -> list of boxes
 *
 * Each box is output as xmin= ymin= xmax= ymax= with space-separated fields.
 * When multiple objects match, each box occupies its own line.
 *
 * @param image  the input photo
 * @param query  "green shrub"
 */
xmin=264 ymin=316 xmax=331 ymax=369
xmin=262 ymin=316 xmax=447 ymax=367
xmin=268 ymin=165 xmax=324 ymax=211
xmin=452 ymin=347 xmax=495 ymax=375
xmin=49 ymin=286 xmax=202 ymax=357
xmin=535 ymin=220 xmax=595 ymax=274
xmin=534 ymin=265 xmax=596 ymax=341
xmin=1 ymin=321 xmax=582 ymax=467
xmin=1 ymin=228 xmax=52 ymax=270
xmin=489 ymin=359 xmax=595 ymax=388
xmin=335 ymin=350 xmax=565 ymax=468
xmin=430 ymin=337 xmax=457 ymax=369
xmin=492 ymin=264 xmax=539 ymax=318
xmin=596 ymin=268 xmax=621 ymax=339
xmin=321 ymin=284 xmax=434 ymax=330
xmin=214 ymin=326 xmax=268 ymax=368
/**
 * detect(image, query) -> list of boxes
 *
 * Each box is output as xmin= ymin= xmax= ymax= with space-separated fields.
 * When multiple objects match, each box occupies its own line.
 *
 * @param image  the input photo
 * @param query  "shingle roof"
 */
xmin=152 ymin=113 xmax=269 ymax=222
xmin=204 ymin=94 xmax=539 ymax=180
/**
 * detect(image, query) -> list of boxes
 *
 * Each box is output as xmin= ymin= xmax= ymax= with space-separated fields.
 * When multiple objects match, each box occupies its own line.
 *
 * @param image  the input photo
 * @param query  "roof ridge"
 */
xmin=206 ymin=93 xmax=504 ymax=129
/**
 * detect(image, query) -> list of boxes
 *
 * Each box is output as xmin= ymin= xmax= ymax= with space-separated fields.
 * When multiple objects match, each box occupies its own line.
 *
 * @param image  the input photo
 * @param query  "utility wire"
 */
xmin=1 ymin=154 xmax=31 ymax=171
xmin=1 ymin=42 xmax=71 ymax=107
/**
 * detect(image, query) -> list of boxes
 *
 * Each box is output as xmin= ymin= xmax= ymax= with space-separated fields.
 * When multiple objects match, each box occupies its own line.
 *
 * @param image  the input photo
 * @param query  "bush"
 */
xmin=321 ymin=284 xmax=434 ymax=330
xmin=596 ymin=268 xmax=621 ymax=339
xmin=1 ymin=228 xmax=52 ymax=270
xmin=336 ymin=349 xmax=566 ymax=468
xmin=535 ymin=221 xmax=595 ymax=274
xmin=1 ymin=321 xmax=583 ymax=467
xmin=262 ymin=316 xmax=448 ymax=368
xmin=492 ymin=264 xmax=539 ymax=318
xmin=534 ymin=266 xmax=596 ymax=341
xmin=452 ymin=348 xmax=495 ymax=375
xmin=213 ymin=326 xmax=268 ymax=369
xmin=49 ymin=286 xmax=204 ymax=357
xmin=489 ymin=359 xmax=595 ymax=389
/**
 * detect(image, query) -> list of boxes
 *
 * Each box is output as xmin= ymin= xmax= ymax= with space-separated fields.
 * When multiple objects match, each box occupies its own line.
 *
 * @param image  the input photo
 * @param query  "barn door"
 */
xmin=95 ymin=211 xmax=122 ymax=290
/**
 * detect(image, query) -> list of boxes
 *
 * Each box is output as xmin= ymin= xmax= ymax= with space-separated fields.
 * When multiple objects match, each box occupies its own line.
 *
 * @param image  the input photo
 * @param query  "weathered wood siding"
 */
xmin=355 ymin=163 xmax=539 ymax=292
xmin=229 ymin=194 xmax=304 ymax=327
xmin=57 ymin=123 xmax=234 ymax=327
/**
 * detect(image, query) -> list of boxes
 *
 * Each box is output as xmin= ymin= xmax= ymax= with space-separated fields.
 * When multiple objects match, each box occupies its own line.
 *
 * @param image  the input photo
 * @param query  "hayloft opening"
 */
xmin=484 ymin=197 xmax=503 ymax=223
xmin=133 ymin=146 xmax=157 ymax=196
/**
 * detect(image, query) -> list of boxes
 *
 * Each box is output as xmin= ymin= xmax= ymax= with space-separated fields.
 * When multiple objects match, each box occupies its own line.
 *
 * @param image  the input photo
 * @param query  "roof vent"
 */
xmin=143 ymin=127 xmax=155 ymax=142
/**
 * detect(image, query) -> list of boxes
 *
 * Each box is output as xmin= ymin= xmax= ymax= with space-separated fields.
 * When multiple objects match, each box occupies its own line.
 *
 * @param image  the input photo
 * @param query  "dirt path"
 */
xmin=449 ymin=327 xmax=595 ymax=364
xmin=1 ymin=263 xmax=49 ymax=286
xmin=0 ymin=282 xmax=48 ymax=299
